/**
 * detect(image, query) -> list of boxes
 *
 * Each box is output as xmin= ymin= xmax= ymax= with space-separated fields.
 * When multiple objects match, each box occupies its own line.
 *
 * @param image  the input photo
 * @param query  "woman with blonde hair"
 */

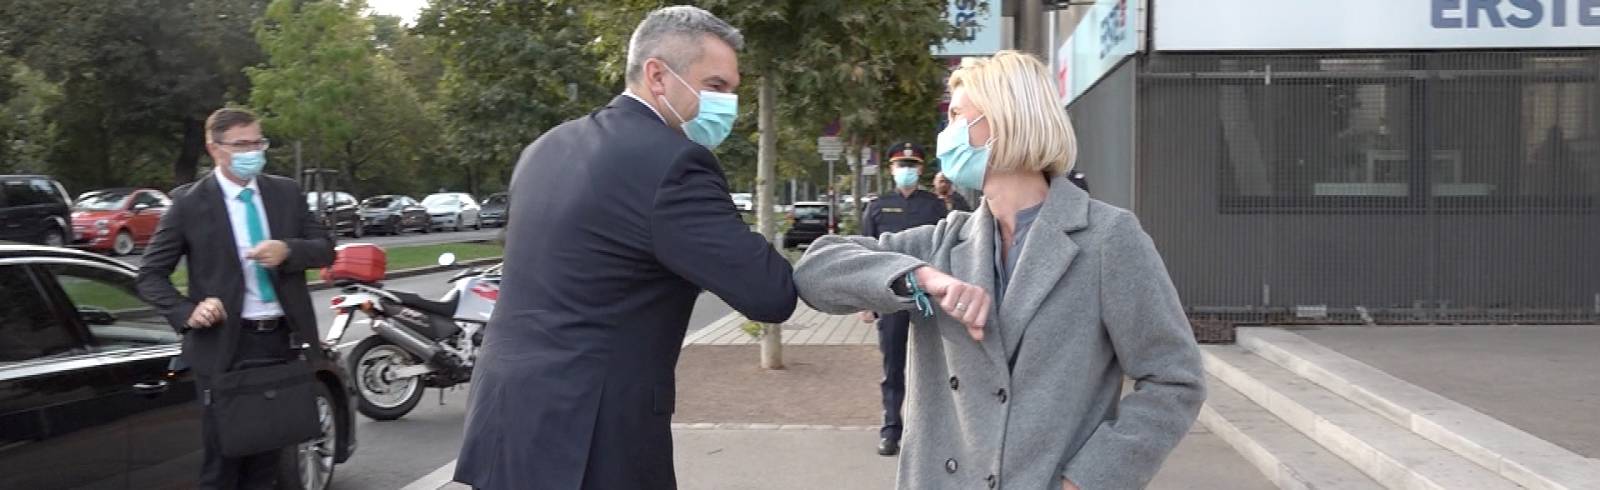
xmin=795 ymin=51 xmax=1204 ymax=489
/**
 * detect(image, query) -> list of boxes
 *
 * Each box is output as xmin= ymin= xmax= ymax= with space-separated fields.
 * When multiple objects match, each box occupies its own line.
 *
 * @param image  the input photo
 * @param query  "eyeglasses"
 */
xmin=217 ymin=138 xmax=271 ymax=152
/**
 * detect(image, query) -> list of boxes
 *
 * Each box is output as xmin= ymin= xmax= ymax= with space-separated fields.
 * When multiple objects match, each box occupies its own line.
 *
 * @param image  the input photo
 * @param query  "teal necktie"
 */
xmin=237 ymin=188 xmax=278 ymax=303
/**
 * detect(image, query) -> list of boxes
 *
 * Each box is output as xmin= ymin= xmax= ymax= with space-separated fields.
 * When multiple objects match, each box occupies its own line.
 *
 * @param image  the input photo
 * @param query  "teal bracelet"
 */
xmin=905 ymin=272 xmax=935 ymax=318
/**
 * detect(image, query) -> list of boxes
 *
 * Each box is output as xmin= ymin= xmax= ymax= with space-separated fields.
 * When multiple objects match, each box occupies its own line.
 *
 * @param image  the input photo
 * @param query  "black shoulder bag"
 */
xmin=205 ymin=357 xmax=323 ymax=458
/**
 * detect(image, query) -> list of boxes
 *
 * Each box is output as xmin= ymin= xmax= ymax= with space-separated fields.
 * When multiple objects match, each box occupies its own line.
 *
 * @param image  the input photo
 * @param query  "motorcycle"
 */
xmin=323 ymin=252 xmax=500 ymax=420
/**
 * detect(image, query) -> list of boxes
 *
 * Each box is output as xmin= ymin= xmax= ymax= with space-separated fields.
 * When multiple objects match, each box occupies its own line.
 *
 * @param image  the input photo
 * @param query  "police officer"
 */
xmin=859 ymin=142 xmax=948 ymax=456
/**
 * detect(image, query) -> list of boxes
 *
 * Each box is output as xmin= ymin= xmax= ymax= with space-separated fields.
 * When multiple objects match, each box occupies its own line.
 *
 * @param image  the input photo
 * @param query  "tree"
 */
xmin=249 ymin=0 xmax=437 ymax=197
xmin=416 ymin=0 xmax=613 ymax=195
xmin=0 ymin=0 xmax=266 ymax=191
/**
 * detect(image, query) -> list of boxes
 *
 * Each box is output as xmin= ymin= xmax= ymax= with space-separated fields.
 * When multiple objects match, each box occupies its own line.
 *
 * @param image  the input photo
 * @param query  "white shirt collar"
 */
xmin=622 ymin=89 xmax=668 ymax=124
xmin=213 ymin=167 xmax=259 ymax=200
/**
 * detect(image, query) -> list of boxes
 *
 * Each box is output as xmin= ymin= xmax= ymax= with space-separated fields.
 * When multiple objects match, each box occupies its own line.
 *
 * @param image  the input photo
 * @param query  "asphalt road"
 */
xmin=314 ymin=269 xmax=737 ymax=489
xmin=114 ymin=228 xmax=502 ymax=268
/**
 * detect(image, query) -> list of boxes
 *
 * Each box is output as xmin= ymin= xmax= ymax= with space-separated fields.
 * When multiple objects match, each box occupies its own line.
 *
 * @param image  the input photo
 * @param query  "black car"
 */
xmin=0 ymin=175 xmax=73 ymax=247
xmin=0 ymin=244 xmax=356 ymax=489
xmin=479 ymin=193 xmax=509 ymax=228
xmin=359 ymin=195 xmax=431 ymax=235
xmin=781 ymin=201 xmax=832 ymax=249
xmin=307 ymin=192 xmax=364 ymax=239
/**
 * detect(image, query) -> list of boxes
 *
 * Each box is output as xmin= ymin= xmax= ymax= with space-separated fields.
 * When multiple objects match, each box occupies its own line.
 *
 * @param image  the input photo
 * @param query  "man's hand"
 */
xmin=247 ymin=240 xmax=290 ymax=268
xmin=187 ymin=297 xmax=226 ymax=328
xmin=911 ymin=266 xmax=991 ymax=342
xmin=1062 ymin=478 xmax=1081 ymax=490
xmin=858 ymin=311 xmax=877 ymax=324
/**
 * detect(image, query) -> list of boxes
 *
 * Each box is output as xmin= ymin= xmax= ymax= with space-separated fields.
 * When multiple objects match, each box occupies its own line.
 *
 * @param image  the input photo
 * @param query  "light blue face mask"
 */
xmin=230 ymin=150 xmax=267 ymax=181
xmin=893 ymin=167 xmax=920 ymax=189
xmin=935 ymin=116 xmax=990 ymax=191
xmin=659 ymin=65 xmax=738 ymax=149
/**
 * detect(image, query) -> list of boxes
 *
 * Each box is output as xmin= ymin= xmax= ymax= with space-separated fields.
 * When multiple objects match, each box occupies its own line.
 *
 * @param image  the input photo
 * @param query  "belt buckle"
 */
xmin=251 ymin=318 xmax=280 ymax=332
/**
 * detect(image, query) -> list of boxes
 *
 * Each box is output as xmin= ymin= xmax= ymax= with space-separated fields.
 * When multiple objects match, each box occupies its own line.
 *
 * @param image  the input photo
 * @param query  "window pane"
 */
xmin=42 ymin=264 xmax=178 ymax=350
xmin=0 ymin=266 xmax=79 ymax=362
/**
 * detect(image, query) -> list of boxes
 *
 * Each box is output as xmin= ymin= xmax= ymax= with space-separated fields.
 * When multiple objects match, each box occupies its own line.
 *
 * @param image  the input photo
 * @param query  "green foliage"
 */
xmin=416 ymin=0 xmax=614 ymax=195
xmin=249 ymin=0 xmax=438 ymax=198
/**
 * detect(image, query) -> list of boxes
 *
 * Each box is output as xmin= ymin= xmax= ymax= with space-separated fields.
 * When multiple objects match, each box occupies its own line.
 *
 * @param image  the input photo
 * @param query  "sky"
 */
xmin=367 ymin=0 xmax=428 ymax=25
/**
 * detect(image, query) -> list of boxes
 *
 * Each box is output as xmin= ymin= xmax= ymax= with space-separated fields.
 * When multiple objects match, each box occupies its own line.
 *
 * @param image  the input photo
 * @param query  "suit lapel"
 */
xmin=257 ymin=178 xmax=290 ymax=241
xmin=950 ymin=201 xmax=1010 ymax=374
xmin=999 ymin=178 xmax=1089 ymax=363
xmin=198 ymin=176 xmax=247 ymax=289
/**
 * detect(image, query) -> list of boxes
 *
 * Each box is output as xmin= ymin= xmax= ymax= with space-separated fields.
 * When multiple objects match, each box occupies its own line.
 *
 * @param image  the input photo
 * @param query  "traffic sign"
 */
xmin=817 ymin=136 xmax=844 ymax=161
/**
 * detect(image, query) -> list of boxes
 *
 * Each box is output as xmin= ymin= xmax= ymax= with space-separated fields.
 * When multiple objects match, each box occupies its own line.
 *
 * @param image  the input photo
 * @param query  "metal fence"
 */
xmin=1123 ymin=50 xmax=1600 ymax=323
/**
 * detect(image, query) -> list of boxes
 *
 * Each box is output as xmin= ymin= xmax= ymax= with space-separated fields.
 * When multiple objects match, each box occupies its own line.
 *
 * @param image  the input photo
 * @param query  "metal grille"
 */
xmin=1130 ymin=50 xmax=1600 ymax=323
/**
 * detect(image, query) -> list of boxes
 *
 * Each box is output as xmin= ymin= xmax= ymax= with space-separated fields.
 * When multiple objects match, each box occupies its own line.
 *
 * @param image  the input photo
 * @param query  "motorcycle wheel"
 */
xmin=349 ymin=336 xmax=426 ymax=421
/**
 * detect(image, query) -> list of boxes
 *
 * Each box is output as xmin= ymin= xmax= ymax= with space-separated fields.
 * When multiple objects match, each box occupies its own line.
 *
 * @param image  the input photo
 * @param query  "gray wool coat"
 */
xmin=794 ymin=177 xmax=1205 ymax=490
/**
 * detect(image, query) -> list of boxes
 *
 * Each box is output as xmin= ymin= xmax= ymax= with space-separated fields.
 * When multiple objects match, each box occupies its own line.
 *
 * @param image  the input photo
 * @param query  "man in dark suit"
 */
xmin=454 ymin=6 xmax=796 ymax=489
xmin=136 ymin=108 xmax=334 ymax=490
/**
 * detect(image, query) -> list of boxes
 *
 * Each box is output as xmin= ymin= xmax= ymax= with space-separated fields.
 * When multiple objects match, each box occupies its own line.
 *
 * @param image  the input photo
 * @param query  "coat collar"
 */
xmin=609 ymin=94 xmax=669 ymax=127
xmin=952 ymin=175 xmax=1090 ymax=369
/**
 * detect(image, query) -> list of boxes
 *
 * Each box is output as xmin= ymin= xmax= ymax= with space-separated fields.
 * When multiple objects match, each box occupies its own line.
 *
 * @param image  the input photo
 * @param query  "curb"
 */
xmin=306 ymin=256 xmax=502 ymax=292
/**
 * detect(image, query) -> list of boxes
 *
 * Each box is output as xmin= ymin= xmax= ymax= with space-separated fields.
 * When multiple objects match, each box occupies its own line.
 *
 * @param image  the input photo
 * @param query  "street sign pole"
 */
xmin=817 ymin=136 xmax=844 ymax=235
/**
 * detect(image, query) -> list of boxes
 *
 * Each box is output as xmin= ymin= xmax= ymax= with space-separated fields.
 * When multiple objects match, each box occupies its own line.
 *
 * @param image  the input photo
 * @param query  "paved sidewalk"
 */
xmin=685 ymin=302 xmax=878 ymax=346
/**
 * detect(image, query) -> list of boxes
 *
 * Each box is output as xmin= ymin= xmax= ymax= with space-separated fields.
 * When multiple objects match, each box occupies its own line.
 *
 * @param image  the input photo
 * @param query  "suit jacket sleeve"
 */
xmin=136 ymin=192 xmax=195 ymax=333
xmin=650 ymin=146 xmax=797 ymax=324
xmin=278 ymin=180 xmax=335 ymax=272
xmin=792 ymin=213 xmax=965 ymax=315
xmin=861 ymin=201 xmax=879 ymax=238
xmin=1062 ymin=211 xmax=1206 ymax=489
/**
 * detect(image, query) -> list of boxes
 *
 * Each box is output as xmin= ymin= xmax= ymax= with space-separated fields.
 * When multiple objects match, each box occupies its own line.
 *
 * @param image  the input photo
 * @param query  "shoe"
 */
xmin=878 ymin=438 xmax=900 ymax=456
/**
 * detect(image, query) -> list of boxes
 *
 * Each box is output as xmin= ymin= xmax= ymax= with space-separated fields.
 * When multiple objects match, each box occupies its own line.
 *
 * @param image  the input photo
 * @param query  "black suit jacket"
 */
xmin=136 ymin=173 xmax=334 ymax=375
xmin=454 ymin=96 xmax=797 ymax=489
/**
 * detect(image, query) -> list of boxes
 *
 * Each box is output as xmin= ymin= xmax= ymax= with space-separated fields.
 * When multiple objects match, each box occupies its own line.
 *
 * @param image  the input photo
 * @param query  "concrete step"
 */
xmin=1203 ymin=345 xmax=1524 ymax=490
xmin=1239 ymin=328 xmax=1600 ymax=490
xmin=1199 ymin=376 xmax=1384 ymax=490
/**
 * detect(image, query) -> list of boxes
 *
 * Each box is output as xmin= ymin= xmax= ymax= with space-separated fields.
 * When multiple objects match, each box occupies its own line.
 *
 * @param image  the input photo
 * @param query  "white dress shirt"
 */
xmin=623 ymin=89 xmax=668 ymax=124
xmin=214 ymin=168 xmax=284 ymax=320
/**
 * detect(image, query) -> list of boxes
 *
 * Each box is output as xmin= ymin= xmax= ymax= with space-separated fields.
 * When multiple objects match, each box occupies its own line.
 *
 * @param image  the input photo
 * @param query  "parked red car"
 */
xmin=71 ymin=188 xmax=170 ymax=256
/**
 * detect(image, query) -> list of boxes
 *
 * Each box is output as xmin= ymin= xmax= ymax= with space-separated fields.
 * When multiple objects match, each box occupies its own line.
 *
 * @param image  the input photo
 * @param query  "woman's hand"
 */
xmin=1062 ymin=479 xmax=1081 ymax=490
xmin=911 ymin=266 xmax=990 ymax=341
xmin=858 ymin=311 xmax=877 ymax=324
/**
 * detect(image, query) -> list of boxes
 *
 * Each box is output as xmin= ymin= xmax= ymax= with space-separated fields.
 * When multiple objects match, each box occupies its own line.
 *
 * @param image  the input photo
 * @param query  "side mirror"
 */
xmin=437 ymin=252 xmax=458 ymax=267
xmin=132 ymin=203 xmax=150 ymax=213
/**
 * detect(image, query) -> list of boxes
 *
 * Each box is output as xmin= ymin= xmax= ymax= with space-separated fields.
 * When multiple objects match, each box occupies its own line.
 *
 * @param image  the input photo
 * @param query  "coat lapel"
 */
xmin=950 ymin=201 xmax=1010 ymax=374
xmin=999 ymin=177 xmax=1090 ymax=364
xmin=257 ymin=178 xmax=291 ymax=241
xmin=198 ymin=175 xmax=247 ymax=289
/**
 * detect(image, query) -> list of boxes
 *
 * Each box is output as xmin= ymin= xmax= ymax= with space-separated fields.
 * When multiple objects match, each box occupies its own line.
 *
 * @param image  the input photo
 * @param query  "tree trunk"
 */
xmin=172 ymin=117 xmax=204 ymax=186
xmin=756 ymin=75 xmax=784 ymax=370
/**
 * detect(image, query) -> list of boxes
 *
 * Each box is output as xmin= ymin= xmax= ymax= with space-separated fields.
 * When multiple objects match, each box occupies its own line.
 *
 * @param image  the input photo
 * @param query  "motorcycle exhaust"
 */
xmin=372 ymin=320 xmax=445 ymax=365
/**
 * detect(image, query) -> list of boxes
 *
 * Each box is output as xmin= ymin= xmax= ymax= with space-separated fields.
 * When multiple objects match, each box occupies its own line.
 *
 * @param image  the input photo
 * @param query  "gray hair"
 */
xmin=625 ymin=6 xmax=744 ymax=83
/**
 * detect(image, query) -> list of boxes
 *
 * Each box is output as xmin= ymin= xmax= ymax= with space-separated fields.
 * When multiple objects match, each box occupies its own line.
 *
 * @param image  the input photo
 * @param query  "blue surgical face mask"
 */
xmin=230 ymin=150 xmax=267 ymax=181
xmin=659 ymin=64 xmax=738 ymax=149
xmin=935 ymin=116 xmax=990 ymax=191
xmin=893 ymin=167 xmax=920 ymax=189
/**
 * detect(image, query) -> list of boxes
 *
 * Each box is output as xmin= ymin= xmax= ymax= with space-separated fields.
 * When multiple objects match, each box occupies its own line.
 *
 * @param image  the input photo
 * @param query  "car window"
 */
xmin=485 ymin=195 xmax=507 ymax=205
xmin=75 ymin=190 xmax=133 ymax=210
xmin=0 ymin=266 xmax=81 ymax=363
xmin=423 ymin=195 xmax=452 ymax=206
xmin=793 ymin=206 xmax=829 ymax=219
xmin=338 ymin=193 xmax=356 ymax=206
xmin=41 ymin=263 xmax=178 ymax=350
xmin=1 ymin=179 xmax=57 ymax=206
xmin=133 ymin=191 xmax=166 ymax=208
xmin=363 ymin=196 xmax=395 ymax=208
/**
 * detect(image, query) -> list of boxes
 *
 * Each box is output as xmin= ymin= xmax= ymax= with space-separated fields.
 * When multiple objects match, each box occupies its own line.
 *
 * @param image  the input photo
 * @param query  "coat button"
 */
xmin=949 ymin=376 xmax=960 ymax=391
xmin=986 ymin=474 xmax=998 ymax=488
xmin=997 ymin=388 xmax=1008 ymax=404
xmin=945 ymin=458 xmax=958 ymax=473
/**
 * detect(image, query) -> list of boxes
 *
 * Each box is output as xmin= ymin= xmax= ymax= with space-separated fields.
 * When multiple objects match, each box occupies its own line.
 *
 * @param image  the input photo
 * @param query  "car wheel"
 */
xmin=454 ymin=214 xmax=464 ymax=232
xmin=111 ymin=231 xmax=135 ymax=256
xmin=420 ymin=221 xmax=432 ymax=234
xmin=350 ymin=337 xmax=426 ymax=421
xmin=40 ymin=226 xmax=65 ymax=248
xmin=473 ymin=215 xmax=483 ymax=230
xmin=350 ymin=221 xmax=365 ymax=239
xmin=388 ymin=218 xmax=403 ymax=236
xmin=277 ymin=381 xmax=339 ymax=490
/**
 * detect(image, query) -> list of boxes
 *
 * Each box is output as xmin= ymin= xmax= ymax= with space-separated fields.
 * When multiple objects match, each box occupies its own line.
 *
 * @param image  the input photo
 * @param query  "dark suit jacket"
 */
xmin=454 ymin=96 xmax=797 ymax=490
xmin=135 ymin=173 xmax=334 ymax=375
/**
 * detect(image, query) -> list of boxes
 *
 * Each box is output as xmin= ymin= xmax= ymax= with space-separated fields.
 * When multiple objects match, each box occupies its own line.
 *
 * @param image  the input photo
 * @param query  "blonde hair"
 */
xmin=947 ymin=51 xmax=1077 ymax=177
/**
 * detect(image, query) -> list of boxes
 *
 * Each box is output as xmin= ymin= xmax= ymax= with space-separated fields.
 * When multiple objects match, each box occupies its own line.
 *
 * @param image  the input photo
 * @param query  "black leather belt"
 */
xmin=241 ymin=317 xmax=284 ymax=333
